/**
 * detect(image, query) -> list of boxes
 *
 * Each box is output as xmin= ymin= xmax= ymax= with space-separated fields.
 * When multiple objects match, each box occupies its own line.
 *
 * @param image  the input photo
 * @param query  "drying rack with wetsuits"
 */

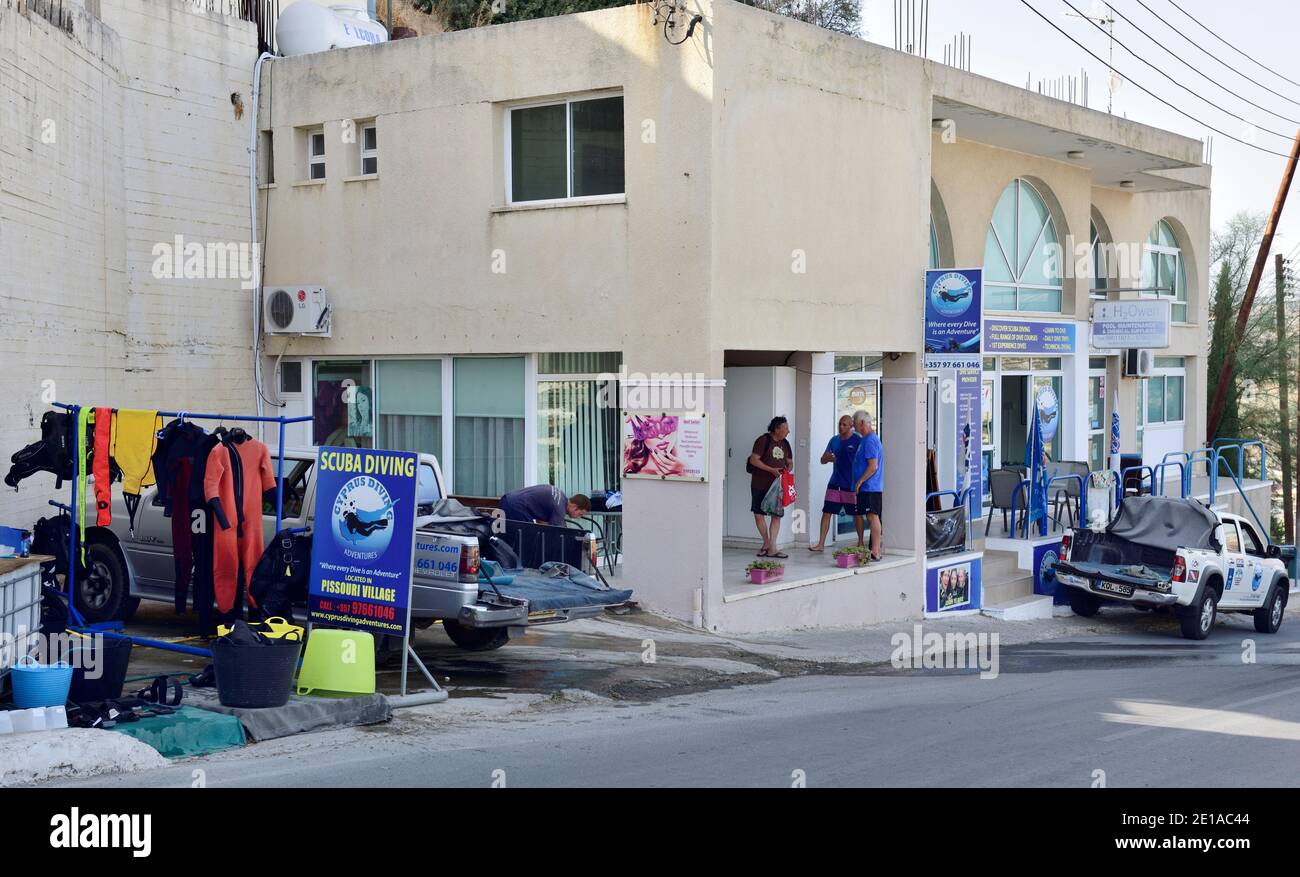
xmin=48 ymin=402 xmax=311 ymax=659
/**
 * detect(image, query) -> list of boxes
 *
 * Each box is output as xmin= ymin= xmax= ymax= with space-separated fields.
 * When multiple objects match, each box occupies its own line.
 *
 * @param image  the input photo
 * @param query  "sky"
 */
xmin=861 ymin=0 xmax=1300 ymax=263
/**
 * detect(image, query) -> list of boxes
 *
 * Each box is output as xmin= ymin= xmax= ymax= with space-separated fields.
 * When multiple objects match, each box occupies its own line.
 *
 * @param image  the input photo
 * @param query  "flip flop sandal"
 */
xmin=770 ymin=551 xmax=789 ymax=559
xmin=757 ymin=549 xmax=770 ymax=557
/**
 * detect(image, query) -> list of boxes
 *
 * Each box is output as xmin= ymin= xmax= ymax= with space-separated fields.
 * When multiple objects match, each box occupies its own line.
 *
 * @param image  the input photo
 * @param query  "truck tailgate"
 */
xmin=487 ymin=570 xmax=633 ymax=612
xmin=1055 ymin=559 xmax=1171 ymax=589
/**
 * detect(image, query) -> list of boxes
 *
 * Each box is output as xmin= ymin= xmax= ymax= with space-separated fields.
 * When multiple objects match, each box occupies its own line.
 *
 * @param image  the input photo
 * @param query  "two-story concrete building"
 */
xmin=253 ymin=0 xmax=1213 ymax=632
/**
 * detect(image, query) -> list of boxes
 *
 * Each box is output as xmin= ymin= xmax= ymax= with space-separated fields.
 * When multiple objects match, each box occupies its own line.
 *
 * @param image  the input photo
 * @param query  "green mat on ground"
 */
xmin=108 ymin=706 xmax=246 ymax=759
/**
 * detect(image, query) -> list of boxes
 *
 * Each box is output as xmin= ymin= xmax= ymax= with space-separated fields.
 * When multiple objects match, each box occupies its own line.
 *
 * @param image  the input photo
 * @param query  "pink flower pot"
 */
xmin=835 ymin=554 xmax=861 ymax=569
xmin=749 ymin=567 xmax=784 ymax=585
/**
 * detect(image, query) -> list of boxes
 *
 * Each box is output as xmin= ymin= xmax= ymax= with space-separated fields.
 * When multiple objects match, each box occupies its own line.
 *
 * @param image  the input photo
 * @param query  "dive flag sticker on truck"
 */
xmin=308 ymin=447 xmax=419 ymax=637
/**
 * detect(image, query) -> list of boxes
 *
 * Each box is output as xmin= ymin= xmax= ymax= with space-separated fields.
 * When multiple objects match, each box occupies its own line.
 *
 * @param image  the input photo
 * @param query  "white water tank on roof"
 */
xmin=278 ymin=1 xmax=389 ymax=57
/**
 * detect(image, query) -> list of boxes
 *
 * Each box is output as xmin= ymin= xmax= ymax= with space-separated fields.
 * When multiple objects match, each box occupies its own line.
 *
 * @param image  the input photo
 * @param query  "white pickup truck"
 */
xmin=1053 ymin=495 xmax=1294 ymax=640
xmin=71 ymin=447 xmax=631 ymax=651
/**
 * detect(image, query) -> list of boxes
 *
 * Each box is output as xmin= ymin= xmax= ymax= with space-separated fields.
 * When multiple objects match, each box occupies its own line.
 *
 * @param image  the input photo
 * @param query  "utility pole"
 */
xmin=1279 ymin=253 xmax=1293 ymax=542
xmin=1208 ymin=129 xmax=1300 ymax=441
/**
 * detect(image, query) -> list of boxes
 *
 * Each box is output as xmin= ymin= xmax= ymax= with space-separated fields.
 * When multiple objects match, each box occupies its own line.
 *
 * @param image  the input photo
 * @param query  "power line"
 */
xmin=1060 ymin=0 xmax=1296 ymax=143
xmin=1102 ymin=2 xmax=1300 ymax=127
xmin=1017 ymin=0 xmax=1291 ymax=158
xmin=1161 ymin=0 xmax=1300 ymax=94
xmin=1134 ymin=0 xmax=1300 ymax=111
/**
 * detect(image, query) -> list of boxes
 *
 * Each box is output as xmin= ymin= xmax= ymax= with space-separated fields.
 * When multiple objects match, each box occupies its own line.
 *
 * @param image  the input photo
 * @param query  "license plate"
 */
xmin=1095 ymin=580 xmax=1133 ymax=597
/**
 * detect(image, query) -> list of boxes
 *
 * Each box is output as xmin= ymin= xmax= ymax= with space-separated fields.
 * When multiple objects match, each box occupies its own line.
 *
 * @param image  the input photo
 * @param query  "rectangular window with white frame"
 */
xmin=307 ymin=127 xmax=326 ymax=180
xmin=507 ymin=93 xmax=624 ymax=204
xmin=360 ymin=122 xmax=377 ymax=176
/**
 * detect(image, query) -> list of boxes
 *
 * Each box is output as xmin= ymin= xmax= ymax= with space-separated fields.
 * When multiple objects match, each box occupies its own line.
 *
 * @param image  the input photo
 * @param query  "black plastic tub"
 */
xmin=211 ymin=637 xmax=301 ymax=709
xmin=68 ymin=636 xmax=133 ymax=703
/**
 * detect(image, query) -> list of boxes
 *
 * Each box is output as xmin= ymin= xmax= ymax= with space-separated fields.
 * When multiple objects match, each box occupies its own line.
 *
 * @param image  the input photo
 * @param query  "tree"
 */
xmin=419 ymin=0 xmax=866 ymax=35
xmin=1207 ymin=261 xmax=1242 ymax=442
xmin=743 ymin=0 xmax=863 ymax=35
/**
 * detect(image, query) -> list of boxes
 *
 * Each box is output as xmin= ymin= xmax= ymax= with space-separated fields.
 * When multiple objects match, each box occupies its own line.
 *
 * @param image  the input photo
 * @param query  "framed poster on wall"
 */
xmin=835 ymin=378 xmax=879 ymax=425
xmin=622 ymin=412 xmax=709 ymax=482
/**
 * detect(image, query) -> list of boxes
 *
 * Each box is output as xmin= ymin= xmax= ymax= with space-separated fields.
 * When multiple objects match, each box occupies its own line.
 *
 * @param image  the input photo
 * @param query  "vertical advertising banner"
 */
xmin=955 ymin=370 xmax=982 ymax=509
xmin=308 ymin=447 xmax=419 ymax=637
xmin=924 ymin=268 xmax=982 ymax=369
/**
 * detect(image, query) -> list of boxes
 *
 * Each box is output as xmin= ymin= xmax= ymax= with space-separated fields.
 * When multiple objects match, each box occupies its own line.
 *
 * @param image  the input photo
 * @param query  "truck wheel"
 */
xmin=1254 ymin=586 xmax=1286 ymax=634
xmin=1180 ymin=588 xmax=1218 ymax=640
xmin=73 ymin=541 xmax=126 ymax=624
xmin=1069 ymin=590 xmax=1101 ymax=618
xmin=115 ymin=596 xmax=141 ymax=623
xmin=442 ymin=620 xmax=510 ymax=652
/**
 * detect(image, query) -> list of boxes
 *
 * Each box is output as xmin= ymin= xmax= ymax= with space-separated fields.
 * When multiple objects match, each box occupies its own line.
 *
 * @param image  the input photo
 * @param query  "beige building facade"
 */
xmin=251 ymin=0 xmax=1213 ymax=633
xmin=2 ymin=0 xmax=1214 ymax=634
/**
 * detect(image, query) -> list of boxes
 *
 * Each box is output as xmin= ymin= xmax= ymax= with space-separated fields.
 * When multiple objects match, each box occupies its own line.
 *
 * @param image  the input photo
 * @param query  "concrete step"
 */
xmin=982 ymin=594 xmax=1054 ymax=621
xmin=981 ymin=549 xmax=1025 ymax=584
xmin=982 ymin=573 xmax=1035 ymax=607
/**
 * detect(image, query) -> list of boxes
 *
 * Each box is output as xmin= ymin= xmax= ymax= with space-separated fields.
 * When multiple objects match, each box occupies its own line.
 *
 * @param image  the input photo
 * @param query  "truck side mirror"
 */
xmin=1267 ymin=544 xmax=1282 ymax=559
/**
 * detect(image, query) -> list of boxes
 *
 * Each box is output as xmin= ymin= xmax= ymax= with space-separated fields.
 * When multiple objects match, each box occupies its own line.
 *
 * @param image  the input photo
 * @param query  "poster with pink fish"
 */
xmin=622 ymin=412 xmax=709 ymax=482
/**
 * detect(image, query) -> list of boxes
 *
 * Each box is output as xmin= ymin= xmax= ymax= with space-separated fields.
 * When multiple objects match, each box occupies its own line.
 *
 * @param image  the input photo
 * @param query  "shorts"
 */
xmin=751 ymin=485 xmax=772 ymax=516
xmin=822 ymin=487 xmax=857 ymax=515
xmin=857 ymin=491 xmax=883 ymax=518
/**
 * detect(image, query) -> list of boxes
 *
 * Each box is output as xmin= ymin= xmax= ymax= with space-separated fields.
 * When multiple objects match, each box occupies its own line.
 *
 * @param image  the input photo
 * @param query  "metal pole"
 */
xmin=1278 ymin=253 xmax=1293 ymax=542
xmin=275 ymin=418 xmax=286 ymax=534
xmin=1208 ymin=128 xmax=1300 ymax=439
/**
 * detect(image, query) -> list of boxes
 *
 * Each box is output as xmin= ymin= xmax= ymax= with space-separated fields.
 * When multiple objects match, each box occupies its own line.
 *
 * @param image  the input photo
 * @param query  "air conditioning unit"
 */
xmin=1122 ymin=348 xmax=1154 ymax=378
xmin=263 ymin=286 xmax=331 ymax=336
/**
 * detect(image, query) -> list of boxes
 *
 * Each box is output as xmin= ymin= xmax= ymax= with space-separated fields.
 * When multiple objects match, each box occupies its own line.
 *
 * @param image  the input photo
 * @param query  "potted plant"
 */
xmin=746 ymin=559 xmax=785 ymax=584
xmin=833 ymin=546 xmax=873 ymax=569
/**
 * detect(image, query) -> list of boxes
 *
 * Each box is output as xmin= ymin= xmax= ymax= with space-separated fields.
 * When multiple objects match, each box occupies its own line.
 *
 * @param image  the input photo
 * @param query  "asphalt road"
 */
xmin=63 ymin=608 xmax=1300 ymax=788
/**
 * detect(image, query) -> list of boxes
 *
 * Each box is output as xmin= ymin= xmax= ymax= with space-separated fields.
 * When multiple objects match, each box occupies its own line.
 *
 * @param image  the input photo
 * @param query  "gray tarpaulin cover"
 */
xmin=1108 ymin=496 xmax=1219 ymax=552
xmin=187 ymin=688 xmax=391 ymax=742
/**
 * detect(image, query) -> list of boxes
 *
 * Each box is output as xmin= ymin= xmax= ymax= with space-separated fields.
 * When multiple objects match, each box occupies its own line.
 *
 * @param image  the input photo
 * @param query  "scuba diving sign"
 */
xmin=924 ymin=268 xmax=982 ymax=368
xmin=308 ymin=447 xmax=419 ymax=637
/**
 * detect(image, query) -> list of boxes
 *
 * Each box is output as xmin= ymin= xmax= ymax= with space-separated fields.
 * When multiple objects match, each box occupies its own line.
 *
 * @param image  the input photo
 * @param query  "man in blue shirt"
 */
xmin=809 ymin=415 xmax=861 ymax=552
xmin=852 ymin=411 xmax=885 ymax=561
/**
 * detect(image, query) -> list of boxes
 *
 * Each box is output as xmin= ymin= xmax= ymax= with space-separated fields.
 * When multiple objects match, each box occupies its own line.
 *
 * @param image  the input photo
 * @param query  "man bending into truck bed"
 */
xmin=499 ymin=484 xmax=590 ymax=526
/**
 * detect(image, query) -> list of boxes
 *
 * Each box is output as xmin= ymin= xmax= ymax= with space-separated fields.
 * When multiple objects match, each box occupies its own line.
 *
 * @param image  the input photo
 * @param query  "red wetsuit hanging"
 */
xmin=234 ymin=438 xmax=276 ymax=609
xmin=92 ymin=408 xmax=113 ymax=526
xmin=203 ymin=440 xmax=244 ymax=614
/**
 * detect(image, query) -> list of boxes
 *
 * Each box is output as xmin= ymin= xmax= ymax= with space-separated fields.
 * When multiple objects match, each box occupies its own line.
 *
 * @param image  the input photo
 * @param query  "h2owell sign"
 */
xmin=308 ymin=447 xmax=419 ymax=637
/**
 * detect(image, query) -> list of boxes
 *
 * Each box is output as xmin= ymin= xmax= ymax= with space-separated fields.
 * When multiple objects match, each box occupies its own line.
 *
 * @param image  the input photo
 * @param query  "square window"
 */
xmin=509 ymin=95 xmax=624 ymax=203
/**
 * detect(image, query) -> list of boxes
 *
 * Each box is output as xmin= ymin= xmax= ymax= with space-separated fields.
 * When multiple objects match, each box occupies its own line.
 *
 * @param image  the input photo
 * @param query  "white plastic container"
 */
xmin=9 ymin=707 xmax=46 ymax=734
xmin=277 ymin=1 xmax=389 ymax=57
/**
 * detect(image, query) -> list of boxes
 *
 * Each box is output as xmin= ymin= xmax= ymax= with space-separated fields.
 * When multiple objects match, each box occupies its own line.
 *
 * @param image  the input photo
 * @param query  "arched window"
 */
xmin=983 ymin=179 xmax=1062 ymax=312
xmin=1090 ymin=219 xmax=1108 ymax=297
xmin=1141 ymin=220 xmax=1188 ymax=323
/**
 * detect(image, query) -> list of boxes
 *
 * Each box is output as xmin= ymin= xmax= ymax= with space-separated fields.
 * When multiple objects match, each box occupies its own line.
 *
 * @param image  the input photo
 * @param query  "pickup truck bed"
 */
xmin=485 ymin=568 xmax=633 ymax=613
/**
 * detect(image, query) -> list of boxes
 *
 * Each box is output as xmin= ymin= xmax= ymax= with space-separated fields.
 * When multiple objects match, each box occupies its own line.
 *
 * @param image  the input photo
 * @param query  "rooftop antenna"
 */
xmin=1064 ymin=2 xmax=1117 ymax=112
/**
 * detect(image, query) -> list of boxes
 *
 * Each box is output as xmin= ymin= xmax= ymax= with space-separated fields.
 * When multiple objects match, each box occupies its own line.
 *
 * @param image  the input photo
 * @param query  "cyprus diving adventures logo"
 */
xmin=332 ymin=475 xmax=398 ymax=561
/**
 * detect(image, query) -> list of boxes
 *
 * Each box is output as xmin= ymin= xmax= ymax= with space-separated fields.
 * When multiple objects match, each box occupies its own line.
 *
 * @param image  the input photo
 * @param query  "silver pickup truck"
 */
xmin=74 ymin=447 xmax=630 ymax=651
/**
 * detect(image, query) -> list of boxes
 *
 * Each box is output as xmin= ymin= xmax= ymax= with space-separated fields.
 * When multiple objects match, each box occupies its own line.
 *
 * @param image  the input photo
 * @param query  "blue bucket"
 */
xmin=11 ymin=656 xmax=74 ymax=709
